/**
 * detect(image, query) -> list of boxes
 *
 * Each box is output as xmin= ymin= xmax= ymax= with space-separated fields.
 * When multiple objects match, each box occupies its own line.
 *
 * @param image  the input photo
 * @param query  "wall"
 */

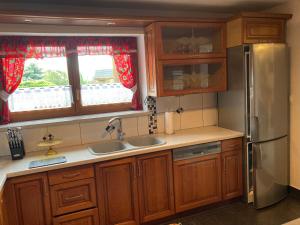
xmin=0 ymin=93 xmax=217 ymax=156
xmin=267 ymin=0 xmax=300 ymax=189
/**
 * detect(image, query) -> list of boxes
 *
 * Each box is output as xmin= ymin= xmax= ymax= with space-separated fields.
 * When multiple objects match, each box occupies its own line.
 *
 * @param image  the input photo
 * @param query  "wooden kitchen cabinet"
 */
xmin=173 ymin=153 xmax=222 ymax=212
xmin=53 ymin=208 xmax=100 ymax=225
xmin=137 ymin=151 xmax=175 ymax=223
xmin=227 ymin=12 xmax=292 ymax=48
xmin=145 ymin=21 xmax=227 ymax=97
xmin=0 ymin=190 xmax=7 ymax=225
xmin=50 ymin=178 xmax=97 ymax=216
xmin=95 ymin=157 xmax=139 ymax=225
xmin=221 ymin=138 xmax=243 ymax=200
xmin=4 ymin=173 xmax=52 ymax=225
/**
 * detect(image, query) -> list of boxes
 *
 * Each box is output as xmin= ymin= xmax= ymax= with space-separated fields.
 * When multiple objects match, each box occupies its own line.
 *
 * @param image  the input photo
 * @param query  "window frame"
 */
xmin=9 ymin=40 xmax=138 ymax=122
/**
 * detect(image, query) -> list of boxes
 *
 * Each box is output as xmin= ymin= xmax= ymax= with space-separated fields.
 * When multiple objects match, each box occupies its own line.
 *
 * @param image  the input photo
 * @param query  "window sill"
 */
xmin=0 ymin=110 xmax=149 ymax=131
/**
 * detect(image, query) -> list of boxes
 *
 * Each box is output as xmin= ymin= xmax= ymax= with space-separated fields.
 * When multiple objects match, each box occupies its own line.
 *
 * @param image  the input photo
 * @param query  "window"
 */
xmin=9 ymin=57 xmax=72 ymax=112
xmin=0 ymin=36 xmax=140 ymax=123
xmin=78 ymin=55 xmax=133 ymax=106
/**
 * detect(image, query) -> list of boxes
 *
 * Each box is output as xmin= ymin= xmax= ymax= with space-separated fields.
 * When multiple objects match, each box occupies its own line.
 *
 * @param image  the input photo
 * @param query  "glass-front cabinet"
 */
xmin=145 ymin=21 xmax=227 ymax=97
xmin=158 ymin=22 xmax=226 ymax=59
xmin=158 ymin=59 xmax=226 ymax=96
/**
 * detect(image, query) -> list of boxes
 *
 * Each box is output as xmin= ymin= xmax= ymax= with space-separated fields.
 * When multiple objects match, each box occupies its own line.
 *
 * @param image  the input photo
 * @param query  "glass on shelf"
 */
xmin=162 ymin=62 xmax=223 ymax=92
xmin=161 ymin=26 xmax=222 ymax=56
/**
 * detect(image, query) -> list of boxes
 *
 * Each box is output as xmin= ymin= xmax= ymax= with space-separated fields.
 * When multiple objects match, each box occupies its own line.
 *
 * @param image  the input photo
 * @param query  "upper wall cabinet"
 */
xmin=145 ymin=21 xmax=227 ymax=97
xmin=227 ymin=12 xmax=292 ymax=48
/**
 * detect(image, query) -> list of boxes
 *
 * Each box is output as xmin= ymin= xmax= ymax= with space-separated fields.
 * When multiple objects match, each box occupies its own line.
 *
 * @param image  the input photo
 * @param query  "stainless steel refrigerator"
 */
xmin=218 ymin=43 xmax=289 ymax=209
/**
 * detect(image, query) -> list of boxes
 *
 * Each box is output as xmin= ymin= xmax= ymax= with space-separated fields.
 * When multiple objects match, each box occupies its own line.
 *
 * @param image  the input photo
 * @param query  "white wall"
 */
xmin=267 ymin=0 xmax=300 ymax=189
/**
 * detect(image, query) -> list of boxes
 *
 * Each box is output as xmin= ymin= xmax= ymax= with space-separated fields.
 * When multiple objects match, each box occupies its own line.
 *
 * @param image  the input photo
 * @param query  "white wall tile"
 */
xmin=180 ymin=94 xmax=203 ymax=110
xmin=157 ymin=113 xmax=165 ymax=134
xmin=174 ymin=112 xmax=181 ymax=131
xmin=137 ymin=116 xmax=149 ymax=136
xmin=122 ymin=117 xmax=138 ymax=138
xmin=22 ymin=127 xmax=48 ymax=152
xmin=203 ymin=108 xmax=218 ymax=126
xmin=203 ymin=93 xmax=217 ymax=109
xmin=47 ymin=124 xmax=81 ymax=148
xmin=0 ymin=132 xmax=10 ymax=156
xmin=156 ymin=96 xmax=180 ymax=113
xmin=180 ymin=110 xmax=203 ymax=130
xmin=80 ymin=120 xmax=111 ymax=144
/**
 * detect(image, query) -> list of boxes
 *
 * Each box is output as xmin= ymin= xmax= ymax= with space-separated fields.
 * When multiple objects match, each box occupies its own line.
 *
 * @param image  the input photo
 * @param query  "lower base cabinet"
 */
xmin=137 ymin=151 xmax=175 ymax=223
xmin=1 ymin=138 xmax=243 ymax=225
xmin=173 ymin=153 xmax=222 ymax=212
xmin=53 ymin=208 xmax=100 ymax=225
xmin=222 ymin=150 xmax=243 ymax=200
xmin=4 ymin=173 xmax=52 ymax=225
xmin=95 ymin=158 xmax=139 ymax=225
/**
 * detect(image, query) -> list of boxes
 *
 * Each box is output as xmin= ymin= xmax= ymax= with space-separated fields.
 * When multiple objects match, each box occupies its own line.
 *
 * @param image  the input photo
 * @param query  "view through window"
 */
xmin=78 ymin=55 xmax=133 ymax=106
xmin=8 ymin=57 xmax=72 ymax=112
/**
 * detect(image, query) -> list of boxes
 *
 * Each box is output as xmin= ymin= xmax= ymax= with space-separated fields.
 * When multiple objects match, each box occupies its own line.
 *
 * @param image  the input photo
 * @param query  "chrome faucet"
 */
xmin=103 ymin=117 xmax=125 ymax=141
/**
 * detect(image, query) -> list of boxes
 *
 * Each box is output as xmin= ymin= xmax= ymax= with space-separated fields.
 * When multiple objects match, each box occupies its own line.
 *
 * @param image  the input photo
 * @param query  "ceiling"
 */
xmin=0 ymin=0 xmax=288 ymax=18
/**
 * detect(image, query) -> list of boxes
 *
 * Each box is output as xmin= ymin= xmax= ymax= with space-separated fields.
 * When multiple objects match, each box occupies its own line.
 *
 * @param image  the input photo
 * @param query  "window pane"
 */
xmin=9 ymin=57 xmax=72 ymax=112
xmin=78 ymin=55 xmax=133 ymax=106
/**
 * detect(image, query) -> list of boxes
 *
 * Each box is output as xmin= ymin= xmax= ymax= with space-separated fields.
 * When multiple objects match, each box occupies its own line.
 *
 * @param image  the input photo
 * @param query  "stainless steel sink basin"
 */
xmin=126 ymin=136 xmax=166 ymax=147
xmin=89 ymin=136 xmax=166 ymax=155
xmin=89 ymin=141 xmax=132 ymax=155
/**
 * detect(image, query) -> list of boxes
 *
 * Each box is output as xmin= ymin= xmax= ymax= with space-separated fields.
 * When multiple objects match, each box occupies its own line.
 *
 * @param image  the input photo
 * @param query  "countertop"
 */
xmin=0 ymin=126 xmax=243 ymax=191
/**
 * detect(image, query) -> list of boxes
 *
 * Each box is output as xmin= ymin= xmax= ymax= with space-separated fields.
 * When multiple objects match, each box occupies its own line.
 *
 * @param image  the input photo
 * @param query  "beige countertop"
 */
xmin=0 ymin=126 xmax=243 ymax=191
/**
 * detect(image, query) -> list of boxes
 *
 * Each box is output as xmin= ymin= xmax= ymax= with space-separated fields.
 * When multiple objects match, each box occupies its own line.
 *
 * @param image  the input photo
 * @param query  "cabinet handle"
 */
xmin=64 ymin=194 xmax=84 ymax=201
xmin=63 ymin=172 xmax=81 ymax=179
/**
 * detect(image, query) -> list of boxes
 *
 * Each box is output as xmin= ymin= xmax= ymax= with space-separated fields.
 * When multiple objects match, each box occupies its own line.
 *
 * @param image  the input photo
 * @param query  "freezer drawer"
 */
xmin=253 ymin=136 xmax=288 ymax=209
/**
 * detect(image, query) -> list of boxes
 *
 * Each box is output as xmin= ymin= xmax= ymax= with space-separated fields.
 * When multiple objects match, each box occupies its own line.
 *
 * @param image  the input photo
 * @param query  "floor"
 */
xmin=160 ymin=196 xmax=300 ymax=225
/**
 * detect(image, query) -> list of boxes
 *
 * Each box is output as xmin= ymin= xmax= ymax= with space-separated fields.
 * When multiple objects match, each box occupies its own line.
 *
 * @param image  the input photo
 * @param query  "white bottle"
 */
xmin=165 ymin=112 xmax=175 ymax=135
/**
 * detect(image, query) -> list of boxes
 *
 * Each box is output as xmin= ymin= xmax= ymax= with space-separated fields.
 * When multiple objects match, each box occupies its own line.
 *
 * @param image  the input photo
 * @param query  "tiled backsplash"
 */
xmin=0 ymin=93 xmax=218 ymax=156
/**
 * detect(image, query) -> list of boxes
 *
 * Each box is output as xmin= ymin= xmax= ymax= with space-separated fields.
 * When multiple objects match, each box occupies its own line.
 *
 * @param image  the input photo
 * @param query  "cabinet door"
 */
xmin=50 ymin=178 xmax=97 ymax=216
xmin=157 ymin=58 xmax=227 ymax=97
xmin=96 ymin=158 xmax=139 ymax=225
xmin=222 ymin=150 xmax=243 ymax=200
xmin=0 ymin=191 xmax=6 ymax=225
xmin=145 ymin=25 xmax=158 ymax=96
xmin=53 ymin=208 xmax=99 ymax=225
xmin=156 ymin=22 xmax=226 ymax=59
xmin=4 ymin=173 xmax=51 ymax=225
xmin=137 ymin=151 xmax=175 ymax=223
xmin=173 ymin=154 xmax=222 ymax=212
xmin=243 ymin=18 xmax=285 ymax=43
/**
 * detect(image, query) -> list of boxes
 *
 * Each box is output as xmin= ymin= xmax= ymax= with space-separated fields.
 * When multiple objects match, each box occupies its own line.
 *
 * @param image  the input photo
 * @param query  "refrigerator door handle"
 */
xmin=254 ymin=143 xmax=263 ymax=169
xmin=251 ymin=116 xmax=259 ymax=141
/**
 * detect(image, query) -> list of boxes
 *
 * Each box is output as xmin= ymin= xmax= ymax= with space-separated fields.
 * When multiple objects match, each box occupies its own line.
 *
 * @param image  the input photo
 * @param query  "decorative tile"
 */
xmin=180 ymin=110 xmax=203 ymax=129
xmin=203 ymin=108 xmax=218 ymax=126
xmin=47 ymin=124 xmax=81 ymax=148
xmin=80 ymin=120 xmax=111 ymax=144
xmin=145 ymin=96 xmax=158 ymax=134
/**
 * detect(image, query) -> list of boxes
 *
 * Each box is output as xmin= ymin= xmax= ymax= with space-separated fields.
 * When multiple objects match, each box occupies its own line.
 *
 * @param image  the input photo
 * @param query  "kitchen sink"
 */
xmin=89 ymin=136 xmax=166 ymax=155
xmin=89 ymin=140 xmax=132 ymax=155
xmin=127 ymin=136 xmax=166 ymax=147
